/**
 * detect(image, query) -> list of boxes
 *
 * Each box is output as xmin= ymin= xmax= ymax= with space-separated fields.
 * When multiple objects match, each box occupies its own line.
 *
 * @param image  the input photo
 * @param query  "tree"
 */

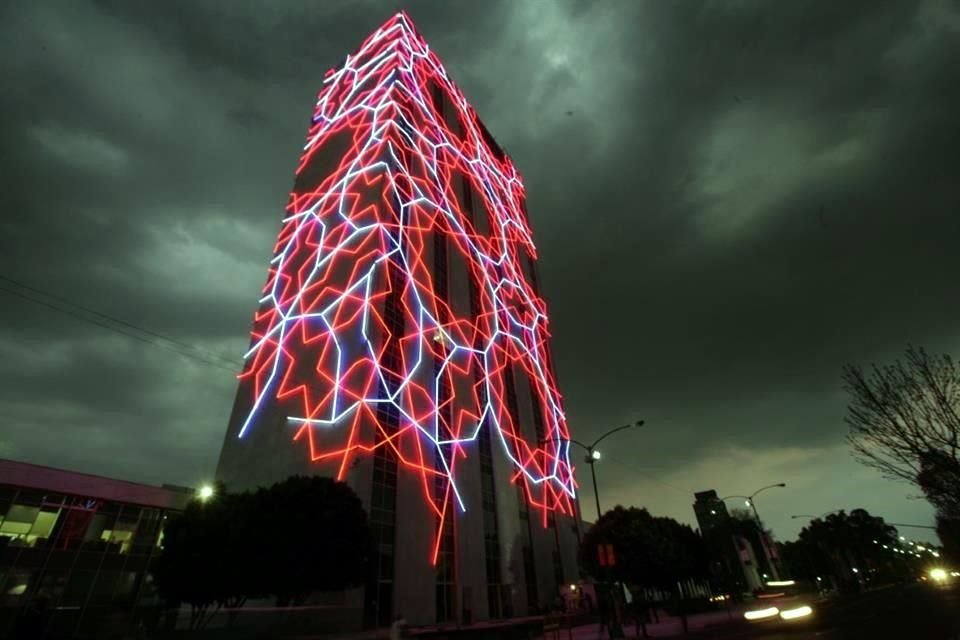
xmin=153 ymin=483 xmax=256 ymax=629
xmin=154 ymin=476 xmax=371 ymax=628
xmin=251 ymin=475 xmax=372 ymax=604
xmin=795 ymin=509 xmax=909 ymax=588
xmin=917 ymin=450 xmax=960 ymax=519
xmin=843 ymin=346 xmax=960 ymax=558
xmin=580 ymin=506 xmax=709 ymax=590
xmin=843 ymin=345 xmax=960 ymax=487
xmin=779 ymin=539 xmax=830 ymax=583
xmin=728 ymin=508 xmax=760 ymax=527
xmin=936 ymin=514 xmax=960 ymax=565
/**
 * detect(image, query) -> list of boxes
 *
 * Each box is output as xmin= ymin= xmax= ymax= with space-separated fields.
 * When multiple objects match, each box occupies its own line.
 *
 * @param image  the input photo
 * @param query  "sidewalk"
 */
xmin=555 ymin=609 xmax=740 ymax=639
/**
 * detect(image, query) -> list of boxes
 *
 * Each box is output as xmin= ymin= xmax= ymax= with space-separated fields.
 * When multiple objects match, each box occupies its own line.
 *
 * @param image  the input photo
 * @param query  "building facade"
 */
xmin=0 ymin=459 xmax=192 ymax=638
xmin=692 ymin=490 xmax=729 ymax=535
xmin=216 ymin=12 xmax=582 ymax=628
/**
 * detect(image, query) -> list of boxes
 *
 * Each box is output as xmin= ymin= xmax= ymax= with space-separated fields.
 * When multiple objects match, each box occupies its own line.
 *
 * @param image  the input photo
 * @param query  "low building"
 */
xmin=0 ymin=459 xmax=193 ymax=638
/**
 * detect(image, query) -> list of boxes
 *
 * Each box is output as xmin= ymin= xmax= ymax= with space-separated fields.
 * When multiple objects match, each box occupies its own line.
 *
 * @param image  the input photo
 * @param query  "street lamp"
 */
xmin=197 ymin=484 xmax=215 ymax=502
xmin=720 ymin=483 xmax=786 ymax=529
xmin=719 ymin=483 xmax=786 ymax=578
xmin=543 ymin=419 xmax=645 ymax=521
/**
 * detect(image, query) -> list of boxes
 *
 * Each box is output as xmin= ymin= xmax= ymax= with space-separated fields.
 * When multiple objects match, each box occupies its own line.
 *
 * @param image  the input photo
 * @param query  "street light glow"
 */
xmin=591 ymin=449 xmax=601 ymax=461
xmin=198 ymin=485 xmax=215 ymax=501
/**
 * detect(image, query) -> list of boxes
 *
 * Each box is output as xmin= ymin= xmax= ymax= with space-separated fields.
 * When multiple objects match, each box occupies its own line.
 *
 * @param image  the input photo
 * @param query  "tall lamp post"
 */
xmin=545 ymin=420 xmax=644 ymax=640
xmin=719 ymin=483 xmax=786 ymax=579
xmin=720 ymin=483 xmax=786 ymax=529
xmin=545 ymin=419 xmax=645 ymax=522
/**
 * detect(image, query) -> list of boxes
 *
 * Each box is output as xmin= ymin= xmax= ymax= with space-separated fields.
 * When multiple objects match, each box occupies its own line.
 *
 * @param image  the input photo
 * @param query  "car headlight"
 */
xmin=780 ymin=605 xmax=813 ymax=620
xmin=744 ymin=607 xmax=780 ymax=621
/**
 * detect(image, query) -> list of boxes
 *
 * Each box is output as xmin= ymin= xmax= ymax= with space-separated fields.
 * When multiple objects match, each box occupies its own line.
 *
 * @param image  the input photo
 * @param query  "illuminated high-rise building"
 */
xmin=216 ymin=12 xmax=581 ymax=627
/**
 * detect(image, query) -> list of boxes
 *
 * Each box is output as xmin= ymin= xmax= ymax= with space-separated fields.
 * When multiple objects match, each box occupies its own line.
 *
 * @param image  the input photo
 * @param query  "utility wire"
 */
xmin=0 ymin=273 xmax=240 ymax=369
xmin=0 ymin=280 xmax=241 ymax=374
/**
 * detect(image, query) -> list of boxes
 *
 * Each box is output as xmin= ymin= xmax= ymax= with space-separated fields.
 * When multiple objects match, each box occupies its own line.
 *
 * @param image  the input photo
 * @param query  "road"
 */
xmin=692 ymin=583 xmax=960 ymax=640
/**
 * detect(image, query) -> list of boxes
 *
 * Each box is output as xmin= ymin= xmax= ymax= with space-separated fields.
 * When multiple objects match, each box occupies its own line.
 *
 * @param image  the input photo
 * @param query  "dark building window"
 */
xmin=434 ymin=443 xmax=455 ymax=622
xmin=431 ymin=82 xmax=444 ymax=119
xmin=548 ymin=511 xmax=565 ymax=587
xmin=468 ymin=267 xmax=516 ymax=618
xmin=461 ymin=176 xmax=474 ymax=216
xmin=529 ymin=387 xmax=546 ymax=445
xmin=517 ymin=485 xmax=529 ymax=522
xmin=433 ymin=324 xmax=455 ymax=621
xmin=468 ymin=270 xmax=507 ymax=619
xmin=293 ymin=127 xmax=354 ymax=194
xmin=478 ymin=120 xmax=506 ymax=163
xmin=364 ymin=260 xmax=404 ymax=629
xmin=502 ymin=365 xmax=521 ymax=438
xmin=477 ymin=399 xmax=505 ymax=618
xmin=519 ymin=198 xmax=532 ymax=227
xmin=517 ymin=482 xmax=539 ymax=612
xmin=552 ymin=550 xmax=564 ymax=589
xmin=522 ymin=545 xmax=539 ymax=614
xmin=434 ymin=231 xmax=449 ymax=314
xmin=526 ymin=255 xmax=540 ymax=297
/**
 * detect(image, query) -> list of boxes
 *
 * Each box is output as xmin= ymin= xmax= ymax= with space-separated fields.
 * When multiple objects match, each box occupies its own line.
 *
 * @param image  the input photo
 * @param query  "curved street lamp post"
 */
xmin=720 ymin=483 xmax=786 ymax=529
xmin=718 ymin=483 xmax=786 ymax=579
xmin=544 ymin=419 xmax=645 ymax=522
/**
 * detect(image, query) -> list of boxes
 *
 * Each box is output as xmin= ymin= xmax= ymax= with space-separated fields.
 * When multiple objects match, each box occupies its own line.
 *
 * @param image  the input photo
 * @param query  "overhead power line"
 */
xmin=0 ymin=274 xmax=239 ymax=368
xmin=0 ymin=274 xmax=242 ymax=374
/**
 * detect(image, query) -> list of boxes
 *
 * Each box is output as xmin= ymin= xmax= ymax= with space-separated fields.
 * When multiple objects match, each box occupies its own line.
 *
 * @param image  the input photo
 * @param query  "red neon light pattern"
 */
xmin=235 ymin=12 xmax=576 ymax=560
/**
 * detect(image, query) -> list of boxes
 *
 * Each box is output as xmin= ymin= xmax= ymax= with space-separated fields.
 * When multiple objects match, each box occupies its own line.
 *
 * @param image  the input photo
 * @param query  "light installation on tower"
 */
xmin=235 ymin=12 xmax=576 ymax=560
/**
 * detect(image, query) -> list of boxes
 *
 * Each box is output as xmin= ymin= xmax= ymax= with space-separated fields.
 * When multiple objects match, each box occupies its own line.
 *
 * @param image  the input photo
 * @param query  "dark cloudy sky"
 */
xmin=2 ymin=0 xmax=958 ymax=544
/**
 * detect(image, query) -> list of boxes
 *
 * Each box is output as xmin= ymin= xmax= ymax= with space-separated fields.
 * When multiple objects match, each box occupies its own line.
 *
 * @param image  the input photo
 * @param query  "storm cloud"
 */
xmin=2 ymin=0 xmax=958 ymax=542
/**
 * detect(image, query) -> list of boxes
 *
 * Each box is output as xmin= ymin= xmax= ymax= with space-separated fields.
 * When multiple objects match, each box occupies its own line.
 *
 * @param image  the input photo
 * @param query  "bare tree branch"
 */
xmin=843 ymin=346 xmax=960 ymax=510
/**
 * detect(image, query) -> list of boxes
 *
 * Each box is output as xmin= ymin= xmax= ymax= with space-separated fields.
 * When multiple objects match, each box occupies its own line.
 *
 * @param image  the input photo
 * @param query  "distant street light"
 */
xmin=198 ymin=484 xmax=215 ymax=501
xmin=543 ymin=419 xmax=645 ymax=521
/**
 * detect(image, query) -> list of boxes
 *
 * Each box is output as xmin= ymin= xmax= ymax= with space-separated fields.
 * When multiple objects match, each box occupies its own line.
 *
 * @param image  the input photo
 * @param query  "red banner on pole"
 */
xmin=597 ymin=544 xmax=617 ymax=567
